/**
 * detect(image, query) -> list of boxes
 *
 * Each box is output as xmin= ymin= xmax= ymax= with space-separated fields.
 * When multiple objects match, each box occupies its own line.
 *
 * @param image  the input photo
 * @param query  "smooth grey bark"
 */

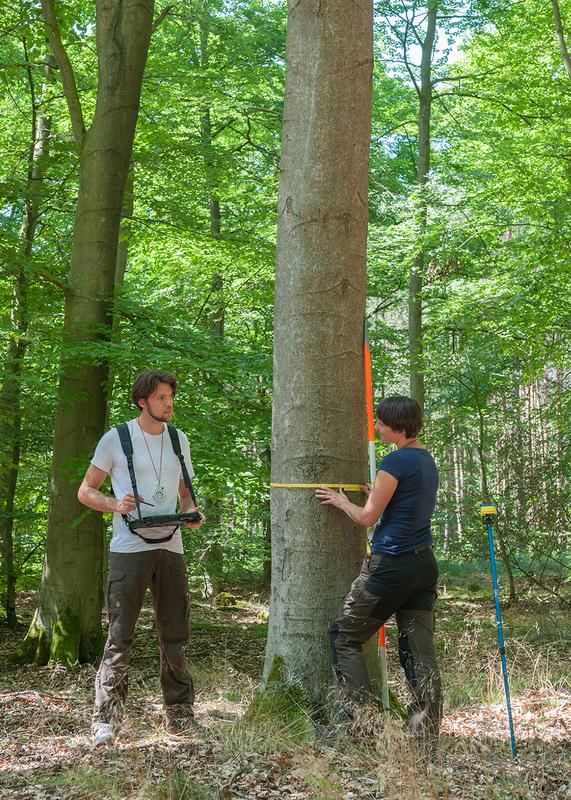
xmin=196 ymin=2 xmax=225 ymax=594
xmin=551 ymin=0 xmax=571 ymax=81
xmin=20 ymin=0 xmax=154 ymax=665
xmin=105 ymin=163 xmax=134 ymax=430
xmin=264 ymin=0 xmax=374 ymax=702
xmin=475 ymin=391 xmax=516 ymax=603
xmin=0 ymin=55 xmax=53 ymax=628
xmin=408 ymin=0 xmax=437 ymax=410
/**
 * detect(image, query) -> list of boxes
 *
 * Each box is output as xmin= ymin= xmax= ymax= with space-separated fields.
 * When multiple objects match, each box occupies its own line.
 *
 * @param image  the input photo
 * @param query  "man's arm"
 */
xmin=178 ymin=479 xmax=206 ymax=528
xmin=78 ymin=464 xmax=137 ymax=514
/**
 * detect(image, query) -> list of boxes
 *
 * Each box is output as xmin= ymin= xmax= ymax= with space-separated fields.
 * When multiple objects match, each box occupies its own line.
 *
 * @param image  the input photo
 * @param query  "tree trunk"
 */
xmin=476 ymin=399 xmax=516 ymax=603
xmin=105 ymin=162 xmax=134 ymax=430
xmin=408 ymin=0 xmax=437 ymax=409
xmin=196 ymin=2 xmax=225 ymax=594
xmin=551 ymin=0 xmax=571 ymax=81
xmin=19 ymin=0 xmax=154 ymax=665
xmin=0 ymin=56 xmax=53 ymax=628
xmin=264 ymin=0 xmax=374 ymax=703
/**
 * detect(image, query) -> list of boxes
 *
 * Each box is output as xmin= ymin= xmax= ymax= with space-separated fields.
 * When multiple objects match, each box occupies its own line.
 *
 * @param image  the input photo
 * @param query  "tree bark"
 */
xmin=408 ymin=0 xmax=437 ymax=410
xmin=105 ymin=162 xmax=134 ymax=430
xmin=475 ymin=396 xmax=516 ymax=603
xmin=19 ymin=0 xmax=154 ymax=665
xmin=194 ymin=3 xmax=225 ymax=593
xmin=551 ymin=0 xmax=571 ymax=81
xmin=264 ymin=0 xmax=374 ymax=702
xmin=0 ymin=54 xmax=53 ymax=628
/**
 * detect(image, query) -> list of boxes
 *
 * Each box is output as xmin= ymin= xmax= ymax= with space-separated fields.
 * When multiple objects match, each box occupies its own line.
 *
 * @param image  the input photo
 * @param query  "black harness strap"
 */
xmin=167 ymin=424 xmax=197 ymax=506
xmin=116 ymin=423 xmax=143 ymax=522
xmin=115 ymin=423 xmax=198 ymax=542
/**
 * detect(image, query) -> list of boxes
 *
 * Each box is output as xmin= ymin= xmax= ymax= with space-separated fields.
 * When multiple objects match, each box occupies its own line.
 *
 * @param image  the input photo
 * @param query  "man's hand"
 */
xmin=115 ymin=493 xmax=138 ymax=514
xmin=184 ymin=509 xmax=206 ymax=529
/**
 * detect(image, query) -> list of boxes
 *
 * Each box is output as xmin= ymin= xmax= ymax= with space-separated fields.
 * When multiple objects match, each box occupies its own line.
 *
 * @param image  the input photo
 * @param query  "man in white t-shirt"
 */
xmin=78 ymin=370 xmax=205 ymax=746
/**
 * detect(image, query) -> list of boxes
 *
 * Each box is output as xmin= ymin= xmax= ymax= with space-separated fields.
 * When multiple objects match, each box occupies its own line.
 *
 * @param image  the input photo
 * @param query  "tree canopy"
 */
xmin=0 ymin=0 xmax=569 ymax=632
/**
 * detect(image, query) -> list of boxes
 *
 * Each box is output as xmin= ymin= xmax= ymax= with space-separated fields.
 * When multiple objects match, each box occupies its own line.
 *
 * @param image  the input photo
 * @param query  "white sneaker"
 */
xmin=92 ymin=721 xmax=116 ymax=747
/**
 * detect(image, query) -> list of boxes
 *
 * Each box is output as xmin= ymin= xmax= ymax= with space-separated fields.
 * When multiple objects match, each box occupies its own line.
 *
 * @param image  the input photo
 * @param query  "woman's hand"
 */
xmin=315 ymin=486 xmax=349 ymax=510
xmin=315 ymin=471 xmax=398 ymax=529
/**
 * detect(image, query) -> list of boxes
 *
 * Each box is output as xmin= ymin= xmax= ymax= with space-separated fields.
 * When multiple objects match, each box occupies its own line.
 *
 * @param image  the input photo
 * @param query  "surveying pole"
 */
xmin=364 ymin=320 xmax=389 ymax=713
xmin=480 ymin=504 xmax=518 ymax=760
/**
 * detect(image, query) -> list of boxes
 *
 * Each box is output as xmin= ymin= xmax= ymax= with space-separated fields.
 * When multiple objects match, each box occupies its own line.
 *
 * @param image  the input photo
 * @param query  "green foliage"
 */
xmin=0 ymin=0 xmax=569 ymax=611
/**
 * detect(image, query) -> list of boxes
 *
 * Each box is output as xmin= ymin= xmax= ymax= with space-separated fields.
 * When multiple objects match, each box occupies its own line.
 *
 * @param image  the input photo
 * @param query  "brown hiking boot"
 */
xmin=164 ymin=704 xmax=196 ymax=734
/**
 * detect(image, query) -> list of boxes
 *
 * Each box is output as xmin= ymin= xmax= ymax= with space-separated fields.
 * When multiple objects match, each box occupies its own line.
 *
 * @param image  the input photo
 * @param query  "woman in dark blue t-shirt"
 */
xmin=316 ymin=396 xmax=442 ymax=747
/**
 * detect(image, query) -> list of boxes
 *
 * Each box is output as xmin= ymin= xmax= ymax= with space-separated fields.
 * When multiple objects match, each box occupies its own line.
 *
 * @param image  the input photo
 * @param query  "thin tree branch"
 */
xmin=432 ymin=70 xmax=498 ymax=86
xmin=0 ymin=266 xmax=66 ymax=291
xmin=152 ymin=3 xmax=176 ymax=34
xmin=21 ymin=37 xmax=37 ymax=186
xmin=40 ymin=0 xmax=85 ymax=150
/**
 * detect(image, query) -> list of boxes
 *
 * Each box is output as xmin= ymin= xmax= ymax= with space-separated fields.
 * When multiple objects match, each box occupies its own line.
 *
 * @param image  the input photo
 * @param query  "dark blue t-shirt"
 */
xmin=371 ymin=447 xmax=439 ymax=556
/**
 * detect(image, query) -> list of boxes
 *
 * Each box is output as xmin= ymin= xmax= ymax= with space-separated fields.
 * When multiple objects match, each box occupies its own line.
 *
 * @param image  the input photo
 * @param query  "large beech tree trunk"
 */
xmin=263 ymin=0 xmax=374 ymax=701
xmin=20 ymin=0 xmax=154 ymax=665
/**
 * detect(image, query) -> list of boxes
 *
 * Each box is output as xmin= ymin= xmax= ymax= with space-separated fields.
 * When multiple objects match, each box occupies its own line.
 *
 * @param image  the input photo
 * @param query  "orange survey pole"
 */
xmin=364 ymin=319 xmax=389 ymax=713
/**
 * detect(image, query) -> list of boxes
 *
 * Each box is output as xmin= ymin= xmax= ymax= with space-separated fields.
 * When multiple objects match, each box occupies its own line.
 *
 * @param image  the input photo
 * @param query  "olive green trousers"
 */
xmin=330 ymin=550 xmax=443 ymax=743
xmin=93 ymin=549 xmax=194 ymax=726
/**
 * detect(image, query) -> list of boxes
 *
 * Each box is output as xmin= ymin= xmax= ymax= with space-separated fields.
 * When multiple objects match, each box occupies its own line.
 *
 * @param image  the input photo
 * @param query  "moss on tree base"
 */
xmin=49 ymin=613 xmax=81 ymax=666
xmin=246 ymin=655 xmax=315 ymax=741
xmin=9 ymin=610 xmax=96 ymax=668
xmin=9 ymin=613 xmax=50 ymax=665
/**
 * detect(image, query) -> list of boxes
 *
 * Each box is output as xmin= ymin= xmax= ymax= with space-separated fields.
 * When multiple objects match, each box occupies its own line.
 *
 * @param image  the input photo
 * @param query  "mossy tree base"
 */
xmin=248 ymin=655 xmax=408 ymax=743
xmin=246 ymin=655 xmax=315 ymax=741
xmin=10 ymin=613 xmax=50 ymax=665
xmin=10 ymin=609 xmax=103 ymax=667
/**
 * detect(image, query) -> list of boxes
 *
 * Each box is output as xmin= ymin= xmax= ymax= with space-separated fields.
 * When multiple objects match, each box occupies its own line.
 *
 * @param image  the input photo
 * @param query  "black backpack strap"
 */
xmin=116 ymin=423 xmax=143 ymax=521
xmin=167 ymin=424 xmax=197 ymax=506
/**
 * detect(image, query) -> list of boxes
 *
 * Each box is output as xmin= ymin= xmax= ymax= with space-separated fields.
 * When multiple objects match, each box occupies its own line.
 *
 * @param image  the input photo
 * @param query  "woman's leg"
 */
xmin=330 ymin=557 xmax=387 ymax=698
xmin=396 ymin=551 xmax=442 ymax=748
xmin=330 ymin=554 xmax=419 ymax=699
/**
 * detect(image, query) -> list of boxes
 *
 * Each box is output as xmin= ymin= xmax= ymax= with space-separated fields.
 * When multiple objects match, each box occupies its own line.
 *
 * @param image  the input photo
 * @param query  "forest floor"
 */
xmin=1 ymin=573 xmax=570 ymax=800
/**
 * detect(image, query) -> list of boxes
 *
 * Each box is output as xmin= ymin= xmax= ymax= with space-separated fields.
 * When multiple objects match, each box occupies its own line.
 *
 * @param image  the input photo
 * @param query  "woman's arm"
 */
xmin=315 ymin=469 xmax=398 ymax=528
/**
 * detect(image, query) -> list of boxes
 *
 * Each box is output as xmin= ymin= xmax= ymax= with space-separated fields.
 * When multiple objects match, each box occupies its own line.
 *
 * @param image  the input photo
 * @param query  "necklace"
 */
xmin=138 ymin=421 xmax=165 ymax=502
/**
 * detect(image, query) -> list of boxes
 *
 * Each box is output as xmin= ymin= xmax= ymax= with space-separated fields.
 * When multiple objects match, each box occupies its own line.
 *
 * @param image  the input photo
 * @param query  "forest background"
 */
xmin=0 ymin=0 xmax=570 ymax=797
xmin=1 ymin=0 xmax=569 ymax=617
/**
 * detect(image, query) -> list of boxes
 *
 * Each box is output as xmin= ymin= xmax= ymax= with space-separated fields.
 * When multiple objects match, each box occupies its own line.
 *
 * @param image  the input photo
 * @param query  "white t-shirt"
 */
xmin=91 ymin=418 xmax=195 ymax=553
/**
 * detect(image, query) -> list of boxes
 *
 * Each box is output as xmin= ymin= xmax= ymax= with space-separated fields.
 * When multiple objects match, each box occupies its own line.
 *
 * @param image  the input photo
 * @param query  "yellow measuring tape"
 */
xmin=270 ymin=483 xmax=362 ymax=492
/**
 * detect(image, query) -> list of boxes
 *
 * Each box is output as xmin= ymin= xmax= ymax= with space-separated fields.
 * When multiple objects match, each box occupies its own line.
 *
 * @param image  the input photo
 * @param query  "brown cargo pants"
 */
xmin=93 ymin=549 xmax=194 ymax=727
xmin=330 ymin=549 xmax=442 ymax=744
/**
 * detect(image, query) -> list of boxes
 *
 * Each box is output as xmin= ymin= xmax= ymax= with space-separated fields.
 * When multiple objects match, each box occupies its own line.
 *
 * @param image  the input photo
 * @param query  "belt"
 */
xmin=372 ymin=544 xmax=433 ymax=559
xmin=410 ymin=544 xmax=433 ymax=555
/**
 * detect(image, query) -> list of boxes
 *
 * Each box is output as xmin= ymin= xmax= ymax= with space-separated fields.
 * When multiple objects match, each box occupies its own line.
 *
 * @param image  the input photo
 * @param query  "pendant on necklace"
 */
xmin=153 ymin=485 xmax=166 ymax=503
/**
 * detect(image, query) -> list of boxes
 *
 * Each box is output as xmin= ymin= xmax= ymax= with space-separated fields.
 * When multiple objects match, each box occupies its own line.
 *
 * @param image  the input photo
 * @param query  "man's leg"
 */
xmin=396 ymin=607 xmax=443 ymax=751
xmin=93 ymin=552 xmax=151 ymax=740
xmin=151 ymin=550 xmax=194 ymax=729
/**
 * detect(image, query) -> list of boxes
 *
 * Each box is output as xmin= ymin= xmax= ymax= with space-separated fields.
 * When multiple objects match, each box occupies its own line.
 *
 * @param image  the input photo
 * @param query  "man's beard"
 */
xmin=148 ymin=408 xmax=171 ymax=423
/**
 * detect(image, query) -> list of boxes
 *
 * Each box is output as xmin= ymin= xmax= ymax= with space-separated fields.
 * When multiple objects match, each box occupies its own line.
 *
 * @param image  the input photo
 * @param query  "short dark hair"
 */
xmin=131 ymin=370 xmax=177 ymax=410
xmin=376 ymin=395 xmax=423 ymax=438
